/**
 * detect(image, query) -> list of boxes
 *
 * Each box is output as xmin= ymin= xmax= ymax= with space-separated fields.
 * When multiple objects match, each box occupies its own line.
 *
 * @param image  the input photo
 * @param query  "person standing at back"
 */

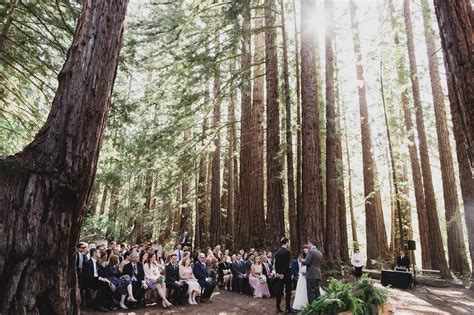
xmin=301 ymin=239 xmax=322 ymax=304
xmin=274 ymin=237 xmax=296 ymax=313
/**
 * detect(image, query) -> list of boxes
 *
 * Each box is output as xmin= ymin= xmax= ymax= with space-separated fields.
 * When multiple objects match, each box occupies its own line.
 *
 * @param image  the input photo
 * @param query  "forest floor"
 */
xmin=82 ymin=284 xmax=474 ymax=314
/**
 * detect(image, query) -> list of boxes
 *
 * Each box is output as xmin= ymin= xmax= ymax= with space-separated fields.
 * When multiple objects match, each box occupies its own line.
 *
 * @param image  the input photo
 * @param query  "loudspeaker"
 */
xmin=407 ymin=240 xmax=416 ymax=250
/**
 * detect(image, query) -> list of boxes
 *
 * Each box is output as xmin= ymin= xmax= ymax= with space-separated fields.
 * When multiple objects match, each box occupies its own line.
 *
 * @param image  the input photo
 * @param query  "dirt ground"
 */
xmin=82 ymin=284 xmax=474 ymax=314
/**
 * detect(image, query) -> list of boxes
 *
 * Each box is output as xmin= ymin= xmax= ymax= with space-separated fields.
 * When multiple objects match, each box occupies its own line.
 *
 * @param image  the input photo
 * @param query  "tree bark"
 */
xmin=237 ymin=0 xmax=252 ymax=249
xmin=425 ymin=0 xmax=469 ymax=275
xmin=301 ymin=0 xmax=323 ymax=248
xmin=433 ymin=0 xmax=474 ymax=168
xmin=99 ymin=184 xmax=109 ymax=216
xmin=250 ymin=4 xmax=266 ymax=248
xmin=265 ymin=0 xmax=285 ymax=250
xmin=349 ymin=0 xmax=388 ymax=263
xmin=0 ymin=1 xmax=127 ymax=313
xmin=280 ymin=0 xmax=297 ymax=256
xmin=210 ymin=32 xmax=222 ymax=246
xmin=324 ymin=0 xmax=340 ymax=265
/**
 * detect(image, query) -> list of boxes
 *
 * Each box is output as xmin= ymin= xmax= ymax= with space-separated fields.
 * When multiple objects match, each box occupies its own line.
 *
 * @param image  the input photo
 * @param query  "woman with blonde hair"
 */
xmin=179 ymin=256 xmax=201 ymax=305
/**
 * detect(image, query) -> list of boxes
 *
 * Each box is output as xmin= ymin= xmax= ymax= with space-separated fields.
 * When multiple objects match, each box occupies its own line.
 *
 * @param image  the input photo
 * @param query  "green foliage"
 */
xmin=301 ymin=279 xmax=363 ymax=315
xmin=353 ymin=275 xmax=388 ymax=314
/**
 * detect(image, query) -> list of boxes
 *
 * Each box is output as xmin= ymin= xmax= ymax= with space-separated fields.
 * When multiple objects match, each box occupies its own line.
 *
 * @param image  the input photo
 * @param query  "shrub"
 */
xmin=353 ymin=275 xmax=388 ymax=314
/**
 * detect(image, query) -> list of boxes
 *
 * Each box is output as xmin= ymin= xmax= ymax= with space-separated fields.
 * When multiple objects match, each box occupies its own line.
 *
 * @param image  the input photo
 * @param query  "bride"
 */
xmin=292 ymin=246 xmax=309 ymax=311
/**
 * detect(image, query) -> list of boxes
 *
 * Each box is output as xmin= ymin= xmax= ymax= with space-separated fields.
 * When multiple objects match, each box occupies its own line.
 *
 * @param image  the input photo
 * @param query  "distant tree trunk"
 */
xmin=250 ymin=5 xmax=266 ymax=248
xmin=301 ymin=0 xmax=323 ymax=247
xmin=349 ymin=0 xmax=388 ymax=263
xmin=210 ymin=32 xmax=222 ymax=246
xmin=293 ymin=0 xmax=303 ymax=252
xmin=0 ymin=0 xmax=17 ymax=58
xmin=324 ymin=0 xmax=340 ymax=265
xmin=99 ymin=185 xmax=109 ymax=215
xmin=424 ymin=0 xmax=469 ymax=275
xmin=86 ymin=181 xmax=100 ymax=215
xmin=448 ymin=72 xmax=474 ymax=274
xmin=225 ymin=59 xmax=237 ymax=249
xmin=433 ymin=0 xmax=474 ymax=168
xmin=106 ymin=188 xmax=119 ymax=240
xmin=265 ymin=0 xmax=285 ymax=250
xmin=400 ymin=0 xmax=432 ymax=269
xmin=0 ymin=1 xmax=127 ymax=313
xmin=237 ymin=0 xmax=252 ymax=249
xmin=280 ymin=0 xmax=297 ymax=256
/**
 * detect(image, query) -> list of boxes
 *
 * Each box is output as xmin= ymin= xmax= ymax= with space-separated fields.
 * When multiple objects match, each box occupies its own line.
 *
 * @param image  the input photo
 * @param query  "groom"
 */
xmin=274 ymin=237 xmax=296 ymax=314
xmin=301 ymin=239 xmax=323 ymax=304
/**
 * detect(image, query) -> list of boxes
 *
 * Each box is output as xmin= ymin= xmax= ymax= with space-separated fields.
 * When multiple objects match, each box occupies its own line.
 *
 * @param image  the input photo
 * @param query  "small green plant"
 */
xmin=301 ymin=278 xmax=363 ymax=315
xmin=353 ymin=275 xmax=388 ymax=315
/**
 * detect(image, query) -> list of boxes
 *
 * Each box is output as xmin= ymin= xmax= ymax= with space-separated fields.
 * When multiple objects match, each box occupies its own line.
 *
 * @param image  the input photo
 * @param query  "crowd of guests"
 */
xmin=76 ymin=239 xmax=295 ymax=312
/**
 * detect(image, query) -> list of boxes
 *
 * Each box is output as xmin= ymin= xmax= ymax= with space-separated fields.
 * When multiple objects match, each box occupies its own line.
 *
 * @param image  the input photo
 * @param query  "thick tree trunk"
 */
xmin=433 ymin=0 xmax=474 ymax=168
xmin=349 ymin=0 xmax=388 ymax=263
xmin=265 ymin=0 xmax=285 ymax=250
xmin=237 ymin=0 xmax=252 ymax=249
xmin=195 ymin=114 xmax=208 ymax=249
xmin=210 ymin=33 xmax=222 ymax=246
xmin=280 ymin=0 xmax=297 ymax=256
xmin=400 ymin=0 xmax=432 ymax=269
xmin=324 ymin=0 xmax=340 ymax=265
xmin=0 ymin=1 xmax=127 ymax=313
xmin=448 ymin=72 xmax=474 ymax=274
xmin=301 ymin=0 xmax=323 ymax=248
xmin=250 ymin=5 xmax=266 ymax=248
xmin=424 ymin=0 xmax=468 ymax=275
xmin=293 ymin=0 xmax=303 ymax=253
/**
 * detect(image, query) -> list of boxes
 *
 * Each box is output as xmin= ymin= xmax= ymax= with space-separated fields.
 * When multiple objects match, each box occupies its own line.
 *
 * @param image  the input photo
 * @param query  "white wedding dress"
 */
xmin=292 ymin=264 xmax=308 ymax=311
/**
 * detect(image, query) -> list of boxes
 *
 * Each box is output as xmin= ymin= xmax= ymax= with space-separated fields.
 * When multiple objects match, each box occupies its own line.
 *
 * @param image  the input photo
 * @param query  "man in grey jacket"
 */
xmin=301 ymin=239 xmax=322 ymax=303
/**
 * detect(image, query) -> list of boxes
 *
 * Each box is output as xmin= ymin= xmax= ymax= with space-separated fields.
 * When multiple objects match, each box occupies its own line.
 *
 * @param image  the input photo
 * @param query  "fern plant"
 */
xmin=353 ymin=275 xmax=388 ymax=315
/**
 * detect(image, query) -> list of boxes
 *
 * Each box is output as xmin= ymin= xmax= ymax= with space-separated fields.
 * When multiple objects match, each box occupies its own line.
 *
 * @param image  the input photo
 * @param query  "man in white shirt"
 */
xmin=173 ymin=244 xmax=184 ymax=262
xmin=352 ymin=249 xmax=365 ymax=279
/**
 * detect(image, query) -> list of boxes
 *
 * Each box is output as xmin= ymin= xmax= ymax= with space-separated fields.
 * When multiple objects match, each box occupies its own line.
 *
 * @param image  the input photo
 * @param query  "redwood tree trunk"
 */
xmin=324 ymin=0 xmax=340 ymax=265
xmin=349 ymin=0 xmax=388 ymax=263
xmin=0 ymin=1 xmax=127 ymax=313
xmin=433 ymin=0 xmax=474 ymax=168
xmin=265 ymin=0 xmax=285 ymax=250
xmin=210 ymin=32 xmax=222 ymax=246
xmin=301 ymin=0 xmax=323 ymax=248
xmin=237 ymin=0 xmax=252 ymax=249
xmin=280 ymin=0 xmax=297 ymax=256
xmin=425 ymin=0 xmax=468 ymax=275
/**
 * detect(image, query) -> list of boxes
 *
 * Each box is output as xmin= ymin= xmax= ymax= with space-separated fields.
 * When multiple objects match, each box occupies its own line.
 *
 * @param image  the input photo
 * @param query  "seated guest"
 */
xmin=193 ymin=253 xmax=217 ymax=303
xmin=396 ymin=249 xmax=410 ymax=271
xmin=102 ymin=254 xmax=136 ymax=310
xmin=213 ymin=245 xmax=223 ymax=260
xmin=218 ymin=255 xmax=233 ymax=291
xmin=206 ymin=253 xmax=218 ymax=281
xmin=174 ymin=244 xmax=184 ymax=262
xmin=112 ymin=246 xmax=122 ymax=262
xmin=97 ymin=240 xmax=107 ymax=253
xmin=155 ymin=250 xmax=166 ymax=266
xmin=267 ymin=251 xmax=274 ymax=266
xmin=248 ymin=256 xmax=271 ymax=298
xmin=165 ymin=254 xmax=189 ymax=305
xmin=122 ymin=251 xmax=148 ymax=302
xmin=144 ymin=252 xmax=172 ymax=309
xmin=119 ymin=251 xmax=131 ymax=272
xmin=232 ymin=253 xmax=248 ymax=294
xmin=261 ymin=255 xmax=275 ymax=297
xmin=120 ymin=243 xmax=128 ymax=256
xmin=291 ymin=254 xmax=301 ymax=290
xmin=179 ymin=256 xmax=201 ymax=305
xmin=83 ymin=248 xmax=113 ymax=312
xmin=76 ymin=242 xmax=89 ymax=286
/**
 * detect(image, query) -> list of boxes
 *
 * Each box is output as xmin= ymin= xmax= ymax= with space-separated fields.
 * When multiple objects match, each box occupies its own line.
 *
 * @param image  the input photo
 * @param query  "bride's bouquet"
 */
xmin=259 ymin=275 xmax=267 ymax=284
xmin=156 ymin=275 xmax=164 ymax=284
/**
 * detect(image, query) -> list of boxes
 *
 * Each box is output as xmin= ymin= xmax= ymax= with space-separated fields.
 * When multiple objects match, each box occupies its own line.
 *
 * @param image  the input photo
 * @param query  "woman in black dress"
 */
xmin=102 ymin=254 xmax=135 ymax=309
xmin=218 ymin=255 xmax=233 ymax=290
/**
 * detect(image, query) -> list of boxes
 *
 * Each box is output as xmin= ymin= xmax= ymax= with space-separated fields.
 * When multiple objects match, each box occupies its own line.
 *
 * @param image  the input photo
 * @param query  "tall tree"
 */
xmin=433 ymin=0 xmax=474 ymax=168
xmin=422 ymin=0 xmax=470 ymax=274
xmin=250 ymin=4 xmax=266 ymax=248
xmin=324 ymin=0 xmax=340 ymax=264
xmin=210 ymin=32 xmax=222 ymax=246
xmin=301 ymin=0 xmax=323 ymax=247
xmin=349 ymin=0 xmax=388 ymax=263
xmin=237 ymin=0 xmax=252 ymax=249
xmin=0 ymin=1 xmax=127 ymax=312
xmin=280 ymin=0 xmax=297 ymax=255
xmin=265 ymin=0 xmax=285 ymax=250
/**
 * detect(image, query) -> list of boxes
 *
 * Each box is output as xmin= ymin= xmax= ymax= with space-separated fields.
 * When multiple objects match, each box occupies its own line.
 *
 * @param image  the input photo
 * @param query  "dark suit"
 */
xmin=231 ymin=259 xmax=249 ymax=294
xmin=274 ymin=247 xmax=292 ymax=311
xmin=76 ymin=251 xmax=89 ymax=288
xmin=396 ymin=255 xmax=410 ymax=270
xmin=165 ymin=263 xmax=189 ymax=303
xmin=302 ymin=246 xmax=323 ymax=303
xmin=82 ymin=259 xmax=110 ymax=308
xmin=123 ymin=262 xmax=146 ymax=300
xmin=193 ymin=260 xmax=216 ymax=299
xmin=291 ymin=259 xmax=300 ymax=289
xmin=179 ymin=235 xmax=192 ymax=247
